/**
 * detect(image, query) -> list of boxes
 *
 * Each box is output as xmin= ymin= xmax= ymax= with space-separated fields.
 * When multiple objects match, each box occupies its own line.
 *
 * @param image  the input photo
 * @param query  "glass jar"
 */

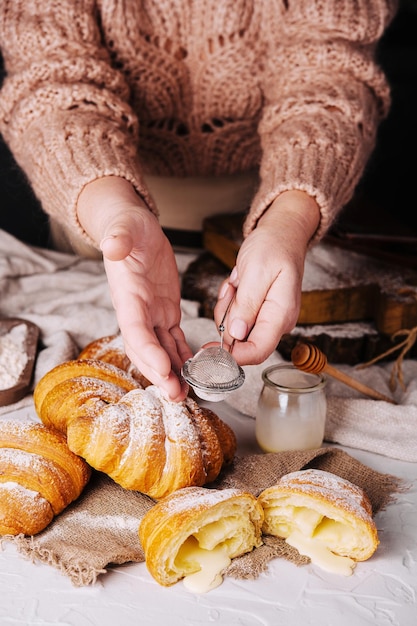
xmin=256 ymin=364 xmax=327 ymax=452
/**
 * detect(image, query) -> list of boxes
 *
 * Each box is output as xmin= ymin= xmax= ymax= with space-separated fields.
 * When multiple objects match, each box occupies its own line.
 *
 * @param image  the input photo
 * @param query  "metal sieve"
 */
xmin=181 ymin=296 xmax=245 ymax=401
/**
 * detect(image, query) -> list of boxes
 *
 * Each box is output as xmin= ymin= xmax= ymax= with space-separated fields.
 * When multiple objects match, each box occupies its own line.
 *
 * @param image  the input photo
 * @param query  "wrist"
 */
xmin=258 ymin=190 xmax=321 ymax=246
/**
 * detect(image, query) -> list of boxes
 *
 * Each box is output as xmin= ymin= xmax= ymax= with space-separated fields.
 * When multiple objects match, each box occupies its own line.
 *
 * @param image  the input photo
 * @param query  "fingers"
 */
xmin=103 ymin=251 xmax=192 ymax=402
xmin=123 ymin=324 xmax=191 ymax=402
xmin=121 ymin=301 xmax=192 ymax=402
xmin=214 ymin=264 xmax=301 ymax=367
xmin=120 ymin=311 xmax=190 ymax=401
xmin=100 ymin=232 xmax=134 ymax=261
xmin=100 ymin=209 xmax=156 ymax=261
xmin=155 ymin=325 xmax=193 ymax=380
xmin=226 ymin=302 xmax=294 ymax=366
xmin=215 ymin=264 xmax=261 ymax=345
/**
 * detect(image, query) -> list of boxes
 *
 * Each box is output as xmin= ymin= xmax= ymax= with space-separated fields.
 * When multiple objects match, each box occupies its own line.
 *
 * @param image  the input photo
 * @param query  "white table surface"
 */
xmin=0 ymin=400 xmax=416 ymax=626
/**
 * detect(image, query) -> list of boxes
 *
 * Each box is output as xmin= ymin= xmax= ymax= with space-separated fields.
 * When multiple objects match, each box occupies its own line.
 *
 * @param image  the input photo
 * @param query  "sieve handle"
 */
xmin=218 ymin=293 xmax=236 ymax=350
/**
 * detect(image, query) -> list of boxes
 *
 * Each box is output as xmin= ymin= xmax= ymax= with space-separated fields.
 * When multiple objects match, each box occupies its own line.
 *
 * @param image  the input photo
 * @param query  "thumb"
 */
xmin=100 ymin=228 xmax=134 ymax=261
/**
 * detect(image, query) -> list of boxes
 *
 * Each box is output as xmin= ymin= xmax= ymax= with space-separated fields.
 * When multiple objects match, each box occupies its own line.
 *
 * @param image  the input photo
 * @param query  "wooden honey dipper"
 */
xmin=291 ymin=342 xmax=396 ymax=404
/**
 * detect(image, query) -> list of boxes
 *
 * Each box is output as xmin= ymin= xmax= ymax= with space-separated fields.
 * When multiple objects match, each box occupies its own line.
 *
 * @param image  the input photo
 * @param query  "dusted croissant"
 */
xmin=139 ymin=486 xmax=264 ymax=591
xmin=0 ymin=420 xmax=91 ymax=536
xmin=34 ymin=358 xmax=237 ymax=499
xmin=258 ymin=469 xmax=379 ymax=575
xmin=33 ymin=357 xmax=143 ymax=433
xmin=78 ymin=333 xmax=151 ymax=388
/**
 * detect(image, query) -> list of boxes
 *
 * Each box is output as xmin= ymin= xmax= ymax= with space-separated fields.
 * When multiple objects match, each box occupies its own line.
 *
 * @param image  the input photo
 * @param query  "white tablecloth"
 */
xmin=0 ymin=399 xmax=416 ymax=626
xmin=0 ymin=229 xmax=416 ymax=624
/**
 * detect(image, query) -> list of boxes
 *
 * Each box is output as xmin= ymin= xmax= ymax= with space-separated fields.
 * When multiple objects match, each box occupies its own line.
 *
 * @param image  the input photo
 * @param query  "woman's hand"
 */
xmin=214 ymin=190 xmax=320 ymax=365
xmin=77 ymin=176 xmax=192 ymax=402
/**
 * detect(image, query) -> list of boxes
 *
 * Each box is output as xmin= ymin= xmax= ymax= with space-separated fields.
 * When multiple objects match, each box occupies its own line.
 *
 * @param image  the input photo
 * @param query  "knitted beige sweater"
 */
xmin=0 ymin=0 xmax=397 ymax=246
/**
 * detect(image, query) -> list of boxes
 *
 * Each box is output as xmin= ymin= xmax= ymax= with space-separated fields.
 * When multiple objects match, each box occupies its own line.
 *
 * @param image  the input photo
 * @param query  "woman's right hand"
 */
xmin=77 ymin=176 xmax=193 ymax=402
xmin=213 ymin=190 xmax=321 ymax=367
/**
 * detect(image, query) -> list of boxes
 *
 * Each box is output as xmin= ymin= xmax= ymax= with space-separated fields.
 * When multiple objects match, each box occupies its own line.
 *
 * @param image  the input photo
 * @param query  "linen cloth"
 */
xmin=0 ymin=228 xmax=416 ymax=462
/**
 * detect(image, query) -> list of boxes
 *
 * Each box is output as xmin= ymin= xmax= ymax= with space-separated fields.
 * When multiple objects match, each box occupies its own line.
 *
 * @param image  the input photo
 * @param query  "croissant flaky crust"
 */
xmin=34 ymin=357 xmax=237 ymax=499
xmin=258 ymin=469 xmax=379 ymax=574
xmin=139 ymin=486 xmax=264 ymax=589
xmin=34 ymin=358 xmax=142 ymax=433
xmin=78 ymin=333 xmax=151 ymax=388
xmin=0 ymin=420 xmax=91 ymax=536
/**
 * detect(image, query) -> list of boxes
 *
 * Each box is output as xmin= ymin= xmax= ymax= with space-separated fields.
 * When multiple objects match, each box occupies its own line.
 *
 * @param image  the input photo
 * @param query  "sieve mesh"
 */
xmin=181 ymin=294 xmax=245 ymax=400
xmin=185 ymin=347 xmax=242 ymax=387
xmin=182 ymin=346 xmax=245 ymax=401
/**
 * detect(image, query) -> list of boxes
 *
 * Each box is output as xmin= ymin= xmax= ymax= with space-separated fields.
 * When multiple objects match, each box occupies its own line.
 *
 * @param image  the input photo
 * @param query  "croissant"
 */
xmin=34 ymin=358 xmax=142 ymax=434
xmin=139 ymin=486 xmax=264 ymax=591
xmin=257 ymin=469 xmax=379 ymax=576
xmin=34 ymin=358 xmax=237 ymax=499
xmin=78 ymin=333 xmax=151 ymax=388
xmin=0 ymin=420 xmax=91 ymax=536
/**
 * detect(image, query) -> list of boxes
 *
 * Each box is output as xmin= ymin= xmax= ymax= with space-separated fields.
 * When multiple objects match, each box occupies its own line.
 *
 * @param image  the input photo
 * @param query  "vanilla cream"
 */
xmin=286 ymin=529 xmax=356 ymax=576
xmin=176 ymin=536 xmax=231 ymax=594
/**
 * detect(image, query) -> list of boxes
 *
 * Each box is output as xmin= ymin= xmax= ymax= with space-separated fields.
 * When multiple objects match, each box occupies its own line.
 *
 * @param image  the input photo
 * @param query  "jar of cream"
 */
xmin=255 ymin=364 xmax=327 ymax=452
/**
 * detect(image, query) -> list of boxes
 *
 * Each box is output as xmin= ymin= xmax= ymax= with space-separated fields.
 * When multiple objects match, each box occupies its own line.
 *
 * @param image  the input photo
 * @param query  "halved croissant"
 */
xmin=258 ymin=469 xmax=379 ymax=575
xmin=0 ymin=420 xmax=91 ymax=536
xmin=139 ymin=486 xmax=264 ymax=590
xmin=34 ymin=358 xmax=236 ymax=499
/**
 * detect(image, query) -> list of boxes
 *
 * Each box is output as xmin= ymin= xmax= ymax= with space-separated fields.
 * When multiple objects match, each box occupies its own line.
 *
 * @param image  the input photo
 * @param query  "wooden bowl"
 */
xmin=0 ymin=318 xmax=40 ymax=407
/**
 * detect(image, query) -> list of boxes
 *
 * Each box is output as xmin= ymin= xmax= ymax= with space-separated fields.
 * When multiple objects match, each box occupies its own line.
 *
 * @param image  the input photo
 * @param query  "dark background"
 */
xmin=0 ymin=0 xmax=416 ymax=249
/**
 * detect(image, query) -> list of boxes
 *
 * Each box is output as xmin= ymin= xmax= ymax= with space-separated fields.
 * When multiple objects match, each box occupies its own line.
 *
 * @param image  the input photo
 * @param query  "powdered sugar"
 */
xmin=0 ymin=480 xmax=40 ymax=500
xmin=62 ymin=508 xmax=141 ymax=533
xmin=0 ymin=447 xmax=56 ymax=477
xmin=275 ymin=469 xmax=373 ymax=522
xmin=162 ymin=486 xmax=244 ymax=515
xmin=70 ymin=382 xmax=232 ymax=498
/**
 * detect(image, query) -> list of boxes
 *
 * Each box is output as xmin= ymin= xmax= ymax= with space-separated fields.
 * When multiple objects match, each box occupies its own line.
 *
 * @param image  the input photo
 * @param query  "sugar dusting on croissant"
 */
xmin=34 ymin=358 xmax=142 ymax=434
xmin=0 ymin=420 xmax=91 ymax=536
xmin=78 ymin=333 xmax=151 ymax=388
xmin=258 ymin=468 xmax=379 ymax=575
xmin=139 ymin=486 xmax=264 ymax=592
xmin=34 ymin=350 xmax=237 ymax=499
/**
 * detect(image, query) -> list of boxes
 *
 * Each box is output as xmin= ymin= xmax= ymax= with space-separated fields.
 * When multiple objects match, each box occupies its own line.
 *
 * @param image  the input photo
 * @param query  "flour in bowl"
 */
xmin=0 ymin=324 xmax=28 ymax=389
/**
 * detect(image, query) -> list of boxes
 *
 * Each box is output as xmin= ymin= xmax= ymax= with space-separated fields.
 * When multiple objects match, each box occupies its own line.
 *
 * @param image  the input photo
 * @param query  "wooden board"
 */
xmin=202 ymin=213 xmax=417 ymax=336
xmin=180 ymin=252 xmax=417 ymax=364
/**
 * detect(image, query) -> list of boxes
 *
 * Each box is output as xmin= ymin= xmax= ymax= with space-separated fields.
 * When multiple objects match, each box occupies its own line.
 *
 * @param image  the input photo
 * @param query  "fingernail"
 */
xmin=229 ymin=266 xmax=239 ymax=285
xmin=219 ymin=281 xmax=230 ymax=299
xmin=165 ymin=389 xmax=184 ymax=403
xmin=99 ymin=235 xmax=116 ymax=249
xmin=229 ymin=318 xmax=248 ymax=340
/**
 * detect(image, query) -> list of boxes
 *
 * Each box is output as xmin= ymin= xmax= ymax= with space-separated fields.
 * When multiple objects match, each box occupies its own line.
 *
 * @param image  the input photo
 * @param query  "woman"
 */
xmin=0 ymin=0 xmax=398 ymax=401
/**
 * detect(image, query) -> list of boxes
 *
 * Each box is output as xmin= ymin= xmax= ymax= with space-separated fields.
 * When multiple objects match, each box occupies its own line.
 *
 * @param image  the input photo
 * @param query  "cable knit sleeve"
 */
xmin=244 ymin=0 xmax=399 ymax=241
xmin=0 ymin=0 xmax=156 ymax=245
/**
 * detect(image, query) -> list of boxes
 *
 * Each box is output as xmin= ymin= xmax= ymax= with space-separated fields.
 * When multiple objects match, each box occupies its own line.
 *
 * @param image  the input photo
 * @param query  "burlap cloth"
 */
xmin=7 ymin=446 xmax=404 ymax=587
